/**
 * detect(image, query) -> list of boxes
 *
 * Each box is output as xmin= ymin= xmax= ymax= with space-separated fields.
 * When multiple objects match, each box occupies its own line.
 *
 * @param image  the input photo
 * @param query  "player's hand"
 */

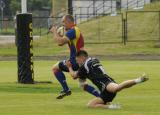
xmin=66 ymin=61 xmax=72 ymax=68
xmin=49 ymin=26 xmax=57 ymax=34
xmin=73 ymin=76 xmax=78 ymax=80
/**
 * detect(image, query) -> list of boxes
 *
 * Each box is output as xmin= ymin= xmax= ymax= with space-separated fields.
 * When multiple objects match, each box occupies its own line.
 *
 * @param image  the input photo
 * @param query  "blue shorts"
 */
xmin=59 ymin=59 xmax=79 ymax=72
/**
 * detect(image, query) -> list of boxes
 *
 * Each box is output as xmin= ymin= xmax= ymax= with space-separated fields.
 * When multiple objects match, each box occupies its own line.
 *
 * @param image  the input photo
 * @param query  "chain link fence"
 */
xmin=0 ymin=11 xmax=160 ymax=45
xmin=78 ymin=13 xmax=123 ymax=44
xmin=126 ymin=11 xmax=160 ymax=42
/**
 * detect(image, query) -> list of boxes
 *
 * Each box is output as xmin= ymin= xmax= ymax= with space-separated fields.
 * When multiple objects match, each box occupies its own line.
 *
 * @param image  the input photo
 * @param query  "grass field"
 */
xmin=0 ymin=2 xmax=160 ymax=115
xmin=0 ymin=60 xmax=159 ymax=115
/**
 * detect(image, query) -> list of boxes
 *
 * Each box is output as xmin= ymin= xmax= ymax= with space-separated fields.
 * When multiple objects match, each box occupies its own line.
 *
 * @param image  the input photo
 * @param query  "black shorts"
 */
xmin=99 ymin=74 xmax=117 ymax=104
xmin=100 ymin=89 xmax=117 ymax=104
xmin=59 ymin=59 xmax=79 ymax=72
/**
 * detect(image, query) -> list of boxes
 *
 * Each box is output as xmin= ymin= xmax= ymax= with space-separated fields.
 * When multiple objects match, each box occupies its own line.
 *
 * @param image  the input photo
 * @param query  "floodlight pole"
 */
xmin=21 ymin=0 xmax=27 ymax=13
xmin=68 ymin=0 xmax=73 ymax=15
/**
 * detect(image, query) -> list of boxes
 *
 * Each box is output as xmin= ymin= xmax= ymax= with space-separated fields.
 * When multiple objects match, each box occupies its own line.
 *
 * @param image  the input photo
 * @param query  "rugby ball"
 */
xmin=57 ymin=26 xmax=65 ymax=37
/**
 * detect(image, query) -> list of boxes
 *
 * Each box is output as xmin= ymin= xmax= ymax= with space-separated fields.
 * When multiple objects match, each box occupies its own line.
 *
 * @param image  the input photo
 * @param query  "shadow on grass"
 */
xmin=0 ymin=82 xmax=82 ymax=94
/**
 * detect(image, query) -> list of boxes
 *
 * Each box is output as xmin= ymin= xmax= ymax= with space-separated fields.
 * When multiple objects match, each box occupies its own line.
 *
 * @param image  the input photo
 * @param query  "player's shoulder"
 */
xmin=66 ymin=28 xmax=75 ymax=33
xmin=83 ymin=57 xmax=95 ymax=72
xmin=73 ymin=26 xmax=80 ymax=30
xmin=81 ymin=57 xmax=100 ymax=74
xmin=65 ymin=28 xmax=76 ymax=40
xmin=87 ymin=57 xmax=99 ymax=64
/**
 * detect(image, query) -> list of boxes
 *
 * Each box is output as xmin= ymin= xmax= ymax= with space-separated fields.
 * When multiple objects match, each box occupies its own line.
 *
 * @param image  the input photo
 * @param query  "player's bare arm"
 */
xmin=50 ymin=26 xmax=69 ymax=46
xmin=66 ymin=61 xmax=79 ymax=79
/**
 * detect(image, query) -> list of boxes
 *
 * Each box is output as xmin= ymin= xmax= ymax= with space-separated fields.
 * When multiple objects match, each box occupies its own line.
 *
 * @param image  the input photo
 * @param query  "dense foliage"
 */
xmin=2 ymin=0 xmax=52 ymax=17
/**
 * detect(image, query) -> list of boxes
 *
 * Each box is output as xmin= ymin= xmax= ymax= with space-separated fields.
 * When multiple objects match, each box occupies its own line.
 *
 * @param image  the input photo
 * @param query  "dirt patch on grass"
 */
xmin=0 ymin=54 xmax=160 ymax=61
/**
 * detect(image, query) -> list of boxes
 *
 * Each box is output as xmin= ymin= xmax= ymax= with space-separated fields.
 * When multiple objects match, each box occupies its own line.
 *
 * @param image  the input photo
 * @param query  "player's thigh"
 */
xmin=87 ymin=97 xmax=105 ymax=107
xmin=58 ymin=59 xmax=79 ymax=72
xmin=106 ymin=82 xmax=119 ymax=93
xmin=52 ymin=60 xmax=69 ymax=72
xmin=58 ymin=60 xmax=69 ymax=72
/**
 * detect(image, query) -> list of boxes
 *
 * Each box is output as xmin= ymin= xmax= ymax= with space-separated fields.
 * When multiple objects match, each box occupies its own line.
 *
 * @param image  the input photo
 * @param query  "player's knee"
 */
xmin=52 ymin=61 xmax=59 ymax=71
xmin=87 ymin=102 xmax=95 ymax=108
xmin=52 ymin=66 xmax=57 ymax=72
xmin=52 ymin=65 xmax=59 ymax=74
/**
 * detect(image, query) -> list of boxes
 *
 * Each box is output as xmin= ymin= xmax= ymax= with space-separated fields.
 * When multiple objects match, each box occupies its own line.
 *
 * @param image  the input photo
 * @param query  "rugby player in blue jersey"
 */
xmin=50 ymin=14 xmax=100 ymax=99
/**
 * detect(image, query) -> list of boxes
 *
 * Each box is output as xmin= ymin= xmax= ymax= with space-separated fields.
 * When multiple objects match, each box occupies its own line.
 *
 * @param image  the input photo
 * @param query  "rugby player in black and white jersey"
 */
xmin=66 ymin=50 xmax=149 ymax=109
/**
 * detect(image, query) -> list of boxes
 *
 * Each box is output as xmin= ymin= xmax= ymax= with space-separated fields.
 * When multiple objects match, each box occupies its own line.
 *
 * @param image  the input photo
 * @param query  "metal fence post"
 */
xmin=121 ymin=13 xmax=124 ymax=44
xmin=126 ymin=12 xmax=128 ymax=42
xmin=103 ymin=0 xmax=105 ymax=14
xmin=80 ymin=7 xmax=82 ymax=23
xmin=93 ymin=0 xmax=96 ymax=16
xmin=159 ymin=11 xmax=160 ymax=41
xmin=87 ymin=7 xmax=89 ymax=21
xmin=98 ymin=16 xmax=101 ymax=43
xmin=123 ymin=19 xmax=127 ymax=45
xmin=144 ymin=0 xmax=146 ymax=5
xmin=137 ymin=0 xmax=139 ymax=8
xmin=111 ymin=0 xmax=113 ymax=13
xmin=68 ymin=0 xmax=73 ymax=15
xmin=74 ymin=14 xmax=77 ymax=25
xmin=127 ymin=0 xmax=129 ymax=10
xmin=40 ymin=25 xmax=41 ymax=37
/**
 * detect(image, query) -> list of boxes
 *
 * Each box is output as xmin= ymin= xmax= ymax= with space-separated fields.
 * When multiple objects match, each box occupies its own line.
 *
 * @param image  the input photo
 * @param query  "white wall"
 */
xmin=121 ymin=0 xmax=150 ymax=9
xmin=72 ymin=0 xmax=116 ymax=23
xmin=72 ymin=0 xmax=151 ymax=23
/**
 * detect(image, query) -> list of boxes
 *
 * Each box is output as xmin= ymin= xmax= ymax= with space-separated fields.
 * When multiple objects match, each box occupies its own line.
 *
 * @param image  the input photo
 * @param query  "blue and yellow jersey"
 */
xmin=65 ymin=26 xmax=84 ymax=63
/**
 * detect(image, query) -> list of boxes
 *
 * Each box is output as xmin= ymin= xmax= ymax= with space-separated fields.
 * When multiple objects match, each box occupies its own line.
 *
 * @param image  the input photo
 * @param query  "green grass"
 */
xmin=0 ymin=27 xmax=48 ymax=35
xmin=0 ymin=60 xmax=160 ymax=115
xmin=1 ymin=36 xmax=160 ymax=56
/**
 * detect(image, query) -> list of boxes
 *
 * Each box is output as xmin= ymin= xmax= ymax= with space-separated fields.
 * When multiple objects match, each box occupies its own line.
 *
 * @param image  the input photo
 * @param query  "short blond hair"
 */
xmin=64 ymin=14 xmax=74 ymax=23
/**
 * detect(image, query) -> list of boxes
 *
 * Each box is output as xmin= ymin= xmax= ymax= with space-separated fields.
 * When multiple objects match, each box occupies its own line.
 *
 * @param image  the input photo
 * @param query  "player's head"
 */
xmin=62 ymin=14 xmax=75 ymax=29
xmin=76 ymin=50 xmax=88 ymax=66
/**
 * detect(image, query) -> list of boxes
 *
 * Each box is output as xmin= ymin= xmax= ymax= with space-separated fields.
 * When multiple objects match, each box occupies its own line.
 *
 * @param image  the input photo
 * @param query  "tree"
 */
xmin=2 ymin=0 xmax=12 ymax=17
xmin=6 ymin=0 xmax=52 ymax=18
xmin=28 ymin=0 xmax=52 ymax=11
xmin=10 ymin=0 xmax=20 ymax=16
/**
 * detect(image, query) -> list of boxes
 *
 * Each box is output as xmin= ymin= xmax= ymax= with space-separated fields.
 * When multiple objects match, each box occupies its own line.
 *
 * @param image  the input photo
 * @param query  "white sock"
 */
xmin=108 ymin=104 xmax=121 ymax=109
xmin=108 ymin=104 xmax=114 ymax=109
xmin=135 ymin=78 xmax=142 ymax=84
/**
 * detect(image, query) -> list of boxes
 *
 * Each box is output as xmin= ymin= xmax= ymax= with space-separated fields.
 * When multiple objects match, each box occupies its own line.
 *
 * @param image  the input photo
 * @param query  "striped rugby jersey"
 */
xmin=65 ymin=26 xmax=84 ymax=63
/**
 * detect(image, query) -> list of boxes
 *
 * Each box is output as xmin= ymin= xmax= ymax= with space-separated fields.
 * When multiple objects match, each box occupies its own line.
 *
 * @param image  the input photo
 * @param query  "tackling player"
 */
xmin=50 ymin=14 xmax=100 ymax=99
xmin=66 ymin=50 xmax=149 ymax=109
